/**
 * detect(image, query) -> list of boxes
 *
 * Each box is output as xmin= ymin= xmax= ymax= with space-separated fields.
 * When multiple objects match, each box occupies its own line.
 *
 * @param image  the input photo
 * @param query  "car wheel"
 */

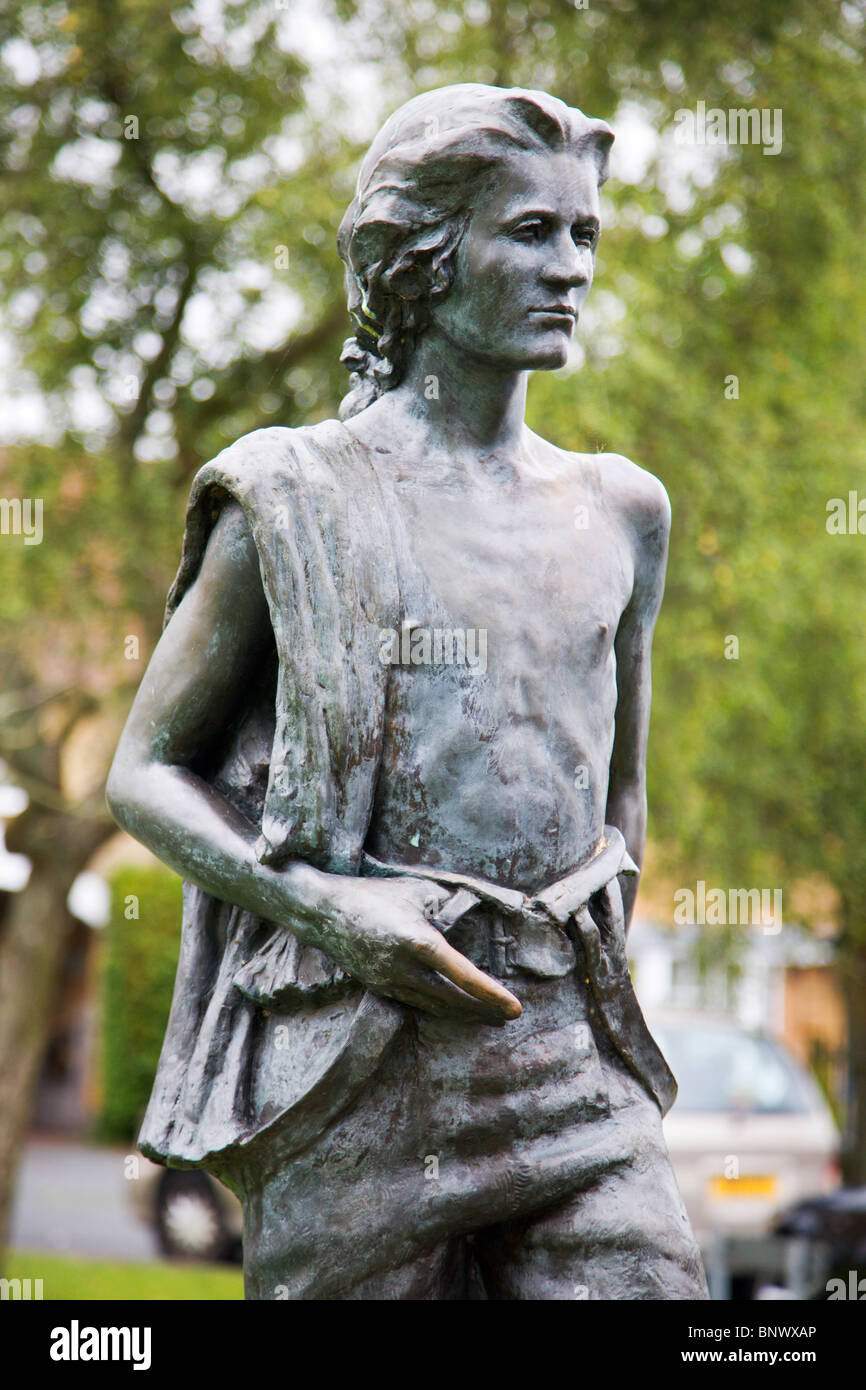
xmin=155 ymin=1171 xmax=230 ymax=1262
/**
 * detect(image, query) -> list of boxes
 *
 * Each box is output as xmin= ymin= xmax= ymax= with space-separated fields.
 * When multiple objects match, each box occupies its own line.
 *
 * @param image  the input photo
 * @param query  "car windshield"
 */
xmin=652 ymin=1023 xmax=815 ymax=1114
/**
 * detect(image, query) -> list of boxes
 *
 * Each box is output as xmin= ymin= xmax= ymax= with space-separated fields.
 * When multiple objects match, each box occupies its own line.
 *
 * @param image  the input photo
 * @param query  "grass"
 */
xmin=6 ymin=1249 xmax=243 ymax=1300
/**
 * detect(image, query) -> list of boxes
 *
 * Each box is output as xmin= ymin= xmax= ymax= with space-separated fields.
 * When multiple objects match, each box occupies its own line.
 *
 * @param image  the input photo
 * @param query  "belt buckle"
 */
xmin=487 ymin=913 xmax=517 ymax=977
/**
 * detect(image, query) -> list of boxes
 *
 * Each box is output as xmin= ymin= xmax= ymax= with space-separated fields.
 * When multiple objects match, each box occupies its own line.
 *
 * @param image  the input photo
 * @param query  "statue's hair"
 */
xmin=336 ymin=84 xmax=614 ymax=420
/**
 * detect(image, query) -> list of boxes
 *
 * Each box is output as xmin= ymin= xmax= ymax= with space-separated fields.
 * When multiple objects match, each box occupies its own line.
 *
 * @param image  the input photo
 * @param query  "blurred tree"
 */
xmin=0 ymin=0 xmax=864 ymax=1268
xmin=0 ymin=0 xmax=356 ymax=1260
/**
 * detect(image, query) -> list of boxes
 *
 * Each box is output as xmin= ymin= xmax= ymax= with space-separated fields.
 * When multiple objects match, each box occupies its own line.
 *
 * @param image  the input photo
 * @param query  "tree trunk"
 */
xmin=0 ymin=805 xmax=112 ymax=1269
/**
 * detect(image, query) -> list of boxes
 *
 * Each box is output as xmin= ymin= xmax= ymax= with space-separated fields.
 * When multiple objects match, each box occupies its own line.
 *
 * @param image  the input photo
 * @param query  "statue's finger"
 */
xmin=398 ymin=963 xmax=513 ymax=1024
xmin=414 ymin=937 xmax=521 ymax=1018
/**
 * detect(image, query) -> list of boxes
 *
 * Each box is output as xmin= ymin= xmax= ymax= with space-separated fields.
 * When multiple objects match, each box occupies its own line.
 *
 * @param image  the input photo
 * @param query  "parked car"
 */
xmin=768 ymin=1187 xmax=866 ymax=1298
xmin=129 ymin=1157 xmax=242 ymax=1263
xmin=649 ymin=1010 xmax=840 ymax=1296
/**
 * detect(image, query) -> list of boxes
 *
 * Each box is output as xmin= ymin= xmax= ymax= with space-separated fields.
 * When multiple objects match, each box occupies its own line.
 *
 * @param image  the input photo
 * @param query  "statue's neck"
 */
xmin=387 ymin=329 xmax=529 ymax=458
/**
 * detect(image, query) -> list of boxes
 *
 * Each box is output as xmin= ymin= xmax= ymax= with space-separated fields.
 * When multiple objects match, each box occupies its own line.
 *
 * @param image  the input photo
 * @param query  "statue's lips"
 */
xmin=527 ymin=306 xmax=577 ymax=325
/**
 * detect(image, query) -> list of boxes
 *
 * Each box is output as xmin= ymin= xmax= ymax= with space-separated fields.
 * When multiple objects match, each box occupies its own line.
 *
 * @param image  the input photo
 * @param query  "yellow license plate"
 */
xmin=708 ymin=1175 xmax=778 ymax=1198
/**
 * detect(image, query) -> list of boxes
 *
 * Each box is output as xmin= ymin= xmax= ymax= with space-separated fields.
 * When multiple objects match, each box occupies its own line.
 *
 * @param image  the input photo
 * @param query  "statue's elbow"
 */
xmin=105 ymin=752 xmax=138 ymax=833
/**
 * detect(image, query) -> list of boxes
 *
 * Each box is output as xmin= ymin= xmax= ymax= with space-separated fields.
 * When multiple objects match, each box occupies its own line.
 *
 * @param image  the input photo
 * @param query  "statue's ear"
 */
xmin=586 ymin=121 xmax=615 ymax=187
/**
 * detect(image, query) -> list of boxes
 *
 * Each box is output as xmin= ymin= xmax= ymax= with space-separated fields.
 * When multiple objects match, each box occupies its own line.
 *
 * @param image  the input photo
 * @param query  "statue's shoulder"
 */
xmin=200 ymin=419 xmax=349 ymax=489
xmin=187 ymin=421 xmax=372 ymax=535
xmin=595 ymin=451 xmax=671 ymax=538
xmin=535 ymin=433 xmax=670 ymax=537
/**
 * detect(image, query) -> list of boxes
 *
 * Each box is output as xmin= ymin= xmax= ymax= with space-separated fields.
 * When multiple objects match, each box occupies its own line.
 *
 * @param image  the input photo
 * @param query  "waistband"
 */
xmin=446 ymin=905 xmax=578 ymax=981
xmin=363 ymin=831 xmax=676 ymax=1116
xmin=233 ymin=825 xmax=676 ymax=1117
xmin=361 ymin=825 xmax=639 ymax=932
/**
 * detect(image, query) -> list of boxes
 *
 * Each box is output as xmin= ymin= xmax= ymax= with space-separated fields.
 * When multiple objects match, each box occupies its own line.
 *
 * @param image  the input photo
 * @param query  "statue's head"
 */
xmin=337 ymin=83 xmax=614 ymax=419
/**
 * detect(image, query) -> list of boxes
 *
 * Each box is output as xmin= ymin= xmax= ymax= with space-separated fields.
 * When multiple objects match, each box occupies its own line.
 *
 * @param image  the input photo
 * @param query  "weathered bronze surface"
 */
xmin=107 ymin=84 xmax=708 ymax=1300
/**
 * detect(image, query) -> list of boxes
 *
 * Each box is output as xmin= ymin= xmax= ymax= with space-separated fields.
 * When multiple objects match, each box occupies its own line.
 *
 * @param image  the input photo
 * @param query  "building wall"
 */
xmin=783 ymin=966 xmax=846 ymax=1064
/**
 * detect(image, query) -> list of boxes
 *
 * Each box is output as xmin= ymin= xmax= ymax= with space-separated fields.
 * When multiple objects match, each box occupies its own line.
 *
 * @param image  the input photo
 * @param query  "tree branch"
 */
xmin=117 ymin=256 xmax=200 ymax=476
xmin=182 ymin=297 xmax=347 ymax=438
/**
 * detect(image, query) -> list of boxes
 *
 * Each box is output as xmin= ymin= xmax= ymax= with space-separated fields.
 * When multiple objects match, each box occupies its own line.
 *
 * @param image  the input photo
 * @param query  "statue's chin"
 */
xmin=523 ymin=341 xmax=571 ymax=372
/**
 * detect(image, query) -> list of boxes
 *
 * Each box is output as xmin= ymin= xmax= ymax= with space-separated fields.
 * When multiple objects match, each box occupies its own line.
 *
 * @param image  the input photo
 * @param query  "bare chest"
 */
xmin=386 ymin=474 xmax=634 ymax=683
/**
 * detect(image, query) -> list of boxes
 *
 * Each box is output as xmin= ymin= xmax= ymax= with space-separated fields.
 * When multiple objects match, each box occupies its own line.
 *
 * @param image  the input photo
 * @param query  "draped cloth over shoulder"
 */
xmin=137 ymin=421 xmax=408 ymax=1169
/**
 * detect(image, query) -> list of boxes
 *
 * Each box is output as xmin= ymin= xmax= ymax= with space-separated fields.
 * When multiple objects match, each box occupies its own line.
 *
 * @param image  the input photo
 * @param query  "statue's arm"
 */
xmin=106 ymin=498 xmax=342 ymax=933
xmin=106 ymin=499 xmax=519 ymax=1025
xmin=605 ymin=462 xmax=671 ymax=928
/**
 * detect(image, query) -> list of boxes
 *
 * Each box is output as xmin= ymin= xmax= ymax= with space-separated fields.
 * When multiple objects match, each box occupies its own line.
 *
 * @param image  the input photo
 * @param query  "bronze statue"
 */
xmin=107 ymin=84 xmax=708 ymax=1300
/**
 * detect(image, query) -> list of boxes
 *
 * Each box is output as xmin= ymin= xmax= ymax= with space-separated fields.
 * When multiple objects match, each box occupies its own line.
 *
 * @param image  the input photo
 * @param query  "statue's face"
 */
xmin=428 ymin=146 xmax=601 ymax=372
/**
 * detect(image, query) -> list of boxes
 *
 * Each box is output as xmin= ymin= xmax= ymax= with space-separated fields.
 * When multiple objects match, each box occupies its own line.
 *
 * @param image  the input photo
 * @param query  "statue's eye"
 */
xmin=572 ymin=223 xmax=598 ymax=248
xmin=514 ymin=220 xmax=545 ymax=241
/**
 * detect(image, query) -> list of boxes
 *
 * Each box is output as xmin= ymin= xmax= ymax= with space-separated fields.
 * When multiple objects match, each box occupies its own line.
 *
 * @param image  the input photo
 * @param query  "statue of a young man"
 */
xmin=107 ymin=84 xmax=708 ymax=1300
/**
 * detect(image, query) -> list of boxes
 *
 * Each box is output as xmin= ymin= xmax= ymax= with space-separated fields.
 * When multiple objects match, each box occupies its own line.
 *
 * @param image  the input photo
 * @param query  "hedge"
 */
xmin=96 ymin=865 xmax=183 ymax=1143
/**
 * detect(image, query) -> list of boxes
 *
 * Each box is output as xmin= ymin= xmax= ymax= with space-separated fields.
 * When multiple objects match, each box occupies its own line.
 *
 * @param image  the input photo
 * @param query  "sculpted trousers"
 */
xmin=228 ymin=917 xmax=709 ymax=1301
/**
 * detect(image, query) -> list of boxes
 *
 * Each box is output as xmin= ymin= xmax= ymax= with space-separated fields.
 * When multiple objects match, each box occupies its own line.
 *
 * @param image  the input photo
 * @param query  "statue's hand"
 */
xmin=317 ymin=876 xmax=522 ymax=1025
